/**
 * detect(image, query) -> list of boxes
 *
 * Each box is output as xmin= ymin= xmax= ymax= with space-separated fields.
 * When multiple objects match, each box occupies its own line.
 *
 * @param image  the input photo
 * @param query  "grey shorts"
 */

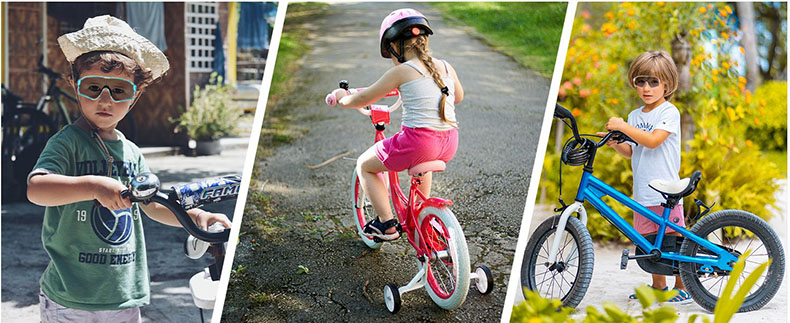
xmin=39 ymin=291 xmax=141 ymax=323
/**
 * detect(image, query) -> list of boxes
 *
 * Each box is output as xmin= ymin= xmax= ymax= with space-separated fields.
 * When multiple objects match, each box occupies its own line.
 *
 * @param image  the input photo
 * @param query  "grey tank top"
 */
xmin=399 ymin=60 xmax=457 ymax=131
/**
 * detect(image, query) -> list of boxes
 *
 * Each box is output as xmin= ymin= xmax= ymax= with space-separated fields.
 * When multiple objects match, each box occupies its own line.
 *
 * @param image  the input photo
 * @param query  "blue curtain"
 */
xmin=213 ymin=22 xmax=226 ymax=83
xmin=237 ymin=2 xmax=273 ymax=51
xmin=126 ymin=2 xmax=167 ymax=51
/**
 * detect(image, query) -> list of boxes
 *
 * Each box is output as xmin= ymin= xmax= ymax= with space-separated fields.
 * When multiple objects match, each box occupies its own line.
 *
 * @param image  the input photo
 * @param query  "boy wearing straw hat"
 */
xmin=26 ymin=15 xmax=231 ymax=322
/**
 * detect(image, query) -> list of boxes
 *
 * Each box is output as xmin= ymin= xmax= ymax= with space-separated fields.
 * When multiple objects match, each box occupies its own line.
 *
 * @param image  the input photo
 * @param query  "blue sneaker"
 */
xmin=665 ymin=288 xmax=693 ymax=304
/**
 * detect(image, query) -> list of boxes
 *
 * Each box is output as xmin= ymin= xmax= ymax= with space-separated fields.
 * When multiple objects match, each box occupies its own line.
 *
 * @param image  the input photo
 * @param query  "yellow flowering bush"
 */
xmin=542 ymin=3 xmax=782 ymax=241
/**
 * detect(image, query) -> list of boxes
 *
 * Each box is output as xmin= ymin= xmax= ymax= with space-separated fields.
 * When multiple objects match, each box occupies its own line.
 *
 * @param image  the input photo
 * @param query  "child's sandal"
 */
xmin=363 ymin=218 xmax=401 ymax=241
xmin=665 ymin=288 xmax=693 ymax=304
xmin=628 ymin=285 xmax=669 ymax=300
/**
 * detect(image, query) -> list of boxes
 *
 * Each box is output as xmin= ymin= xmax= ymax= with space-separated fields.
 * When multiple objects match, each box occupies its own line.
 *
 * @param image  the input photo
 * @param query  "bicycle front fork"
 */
xmin=546 ymin=201 xmax=588 ymax=264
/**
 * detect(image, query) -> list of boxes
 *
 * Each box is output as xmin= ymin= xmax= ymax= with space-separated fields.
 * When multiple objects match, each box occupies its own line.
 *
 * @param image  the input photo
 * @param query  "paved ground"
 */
xmin=222 ymin=2 xmax=556 ymax=322
xmin=1 ymin=144 xmax=248 ymax=322
xmin=511 ymin=180 xmax=788 ymax=322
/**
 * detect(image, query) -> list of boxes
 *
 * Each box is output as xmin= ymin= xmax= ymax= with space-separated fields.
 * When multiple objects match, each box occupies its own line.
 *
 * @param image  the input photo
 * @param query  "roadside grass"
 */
xmin=224 ymin=5 xmax=330 ymax=321
xmin=431 ymin=2 xmax=567 ymax=77
xmin=255 ymin=3 xmax=328 ymax=166
xmin=763 ymin=150 xmax=787 ymax=178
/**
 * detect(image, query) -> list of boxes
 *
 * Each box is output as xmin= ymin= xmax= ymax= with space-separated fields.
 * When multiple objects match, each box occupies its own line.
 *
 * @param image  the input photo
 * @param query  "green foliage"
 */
xmin=710 ymin=250 xmax=771 ymax=323
xmin=681 ymin=135 xmax=780 ymax=222
xmin=267 ymin=2 xmax=324 ymax=109
xmin=513 ymin=285 xmax=678 ymax=323
xmin=172 ymin=73 xmax=238 ymax=141
xmin=744 ymin=81 xmax=787 ymax=151
xmin=513 ymin=253 xmax=771 ymax=323
xmin=511 ymin=288 xmax=575 ymax=323
xmin=432 ymin=2 xmax=566 ymax=76
xmin=541 ymin=3 xmax=783 ymax=241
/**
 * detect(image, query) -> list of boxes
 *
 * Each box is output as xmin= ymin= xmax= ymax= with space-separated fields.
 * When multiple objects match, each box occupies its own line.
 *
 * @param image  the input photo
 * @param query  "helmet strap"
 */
xmin=387 ymin=39 xmax=407 ymax=64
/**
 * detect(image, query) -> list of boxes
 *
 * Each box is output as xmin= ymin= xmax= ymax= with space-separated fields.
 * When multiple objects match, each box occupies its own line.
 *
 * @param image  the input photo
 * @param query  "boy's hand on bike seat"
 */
xmin=91 ymin=176 xmax=132 ymax=210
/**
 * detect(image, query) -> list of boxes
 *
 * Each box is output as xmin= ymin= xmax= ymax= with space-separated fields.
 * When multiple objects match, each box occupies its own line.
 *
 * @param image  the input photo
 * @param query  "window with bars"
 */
xmin=185 ymin=2 xmax=218 ymax=72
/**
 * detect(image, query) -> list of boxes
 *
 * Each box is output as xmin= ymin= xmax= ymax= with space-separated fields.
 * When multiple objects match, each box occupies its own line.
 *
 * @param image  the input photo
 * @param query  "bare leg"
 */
xmin=357 ymin=146 xmax=395 ymax=230
xmin=416 ymin=171 xmax=432 ymax=198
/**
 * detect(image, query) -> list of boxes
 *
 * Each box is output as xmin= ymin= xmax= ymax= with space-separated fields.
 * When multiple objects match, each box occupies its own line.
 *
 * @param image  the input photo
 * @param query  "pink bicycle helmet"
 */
xmin=379 ymin=8 xmax=433 ymax=62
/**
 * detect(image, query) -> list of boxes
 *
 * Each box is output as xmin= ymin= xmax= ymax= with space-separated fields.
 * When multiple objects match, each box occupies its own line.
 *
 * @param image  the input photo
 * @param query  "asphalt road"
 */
xmin=222 ymin=2 xmax=555 ymax=322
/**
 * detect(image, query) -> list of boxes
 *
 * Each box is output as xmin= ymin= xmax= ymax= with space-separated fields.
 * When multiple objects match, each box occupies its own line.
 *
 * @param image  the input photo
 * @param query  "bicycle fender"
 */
xmin=421 ymin=197 xmax=453 ymax=209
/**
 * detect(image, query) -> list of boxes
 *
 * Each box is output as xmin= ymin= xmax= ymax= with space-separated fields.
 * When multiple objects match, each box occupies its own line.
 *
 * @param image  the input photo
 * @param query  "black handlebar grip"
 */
xmin=339 ymin=80 xmax=349 ymax=90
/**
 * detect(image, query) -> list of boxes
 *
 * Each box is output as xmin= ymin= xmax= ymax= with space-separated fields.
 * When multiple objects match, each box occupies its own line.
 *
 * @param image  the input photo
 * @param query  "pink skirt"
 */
xmin=634 ymin=205 xmax=685 ymax=235
xmin=375 ymin=127 xmax=458 ymax=172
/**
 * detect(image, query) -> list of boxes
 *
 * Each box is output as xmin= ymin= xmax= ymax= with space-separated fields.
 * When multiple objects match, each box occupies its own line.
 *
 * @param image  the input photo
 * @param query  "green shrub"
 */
xmin=744 ymin=81 xmax=787 ymax=151
xmin=513 ymin=252 xmax=770 ymax=323
xmin=172 ymin=73 xmax=238 ymax=141
xmin=540 ymin=3 xmax=783 ymax=241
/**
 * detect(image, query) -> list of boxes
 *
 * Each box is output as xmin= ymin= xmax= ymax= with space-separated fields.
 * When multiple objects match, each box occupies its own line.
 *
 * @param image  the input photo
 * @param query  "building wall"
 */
xmin=6 ymin=2 xmax=44 ymax=103
xmin=133 ymin=2 xmax=188 ymax=146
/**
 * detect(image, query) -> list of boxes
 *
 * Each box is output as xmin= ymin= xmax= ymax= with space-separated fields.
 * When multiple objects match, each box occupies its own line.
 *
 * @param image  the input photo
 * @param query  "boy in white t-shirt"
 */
xmin=600 ymin=50 xmax=690 ymax=304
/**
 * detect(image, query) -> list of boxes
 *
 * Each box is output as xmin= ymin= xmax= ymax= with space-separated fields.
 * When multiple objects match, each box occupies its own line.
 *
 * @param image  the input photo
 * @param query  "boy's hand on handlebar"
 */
xmin=92 ymin=176 xmax=132 ymax=210
xmin=195 ymin=211 xmax=232 ymax=231
xmin=605 ymin=117 xmax=627 ymax=132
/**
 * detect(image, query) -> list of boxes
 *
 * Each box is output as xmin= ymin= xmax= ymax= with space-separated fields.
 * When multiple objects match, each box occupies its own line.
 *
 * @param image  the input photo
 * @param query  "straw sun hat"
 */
xmin=57 ymin=15 xmax=170 ymax=80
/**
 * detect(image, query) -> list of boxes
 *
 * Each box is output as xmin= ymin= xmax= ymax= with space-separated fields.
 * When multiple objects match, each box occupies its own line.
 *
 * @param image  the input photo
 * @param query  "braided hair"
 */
xmin=403 ymin=35 xmax=456 ymax=127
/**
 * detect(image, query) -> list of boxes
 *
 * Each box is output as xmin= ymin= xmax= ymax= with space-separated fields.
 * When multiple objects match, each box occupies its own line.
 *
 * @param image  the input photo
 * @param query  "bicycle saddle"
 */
xmin=408 ymin=160 xmax=446 ymax=177
xmin=648 ymin=171 xmax=701 ymax=199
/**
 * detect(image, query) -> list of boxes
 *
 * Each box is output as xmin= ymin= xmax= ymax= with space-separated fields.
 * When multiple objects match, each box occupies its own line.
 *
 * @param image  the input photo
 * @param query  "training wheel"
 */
xmin=475 ymin=265 xmax=494 ymax=294
xmin=383 ymin=283 xmax=401 ymax=313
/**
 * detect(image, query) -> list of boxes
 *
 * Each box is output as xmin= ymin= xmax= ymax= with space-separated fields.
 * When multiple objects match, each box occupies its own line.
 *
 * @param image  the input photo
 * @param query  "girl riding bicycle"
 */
xmin=599 ymin=50 xmax=690 ymax=303
xmin=330 ymin=8 xmax=463 ymax=241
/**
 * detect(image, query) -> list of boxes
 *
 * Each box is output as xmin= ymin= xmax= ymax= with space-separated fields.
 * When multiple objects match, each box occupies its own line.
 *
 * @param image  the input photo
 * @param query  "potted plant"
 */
xmin=172 ymin=73 xmax=238 ymax=155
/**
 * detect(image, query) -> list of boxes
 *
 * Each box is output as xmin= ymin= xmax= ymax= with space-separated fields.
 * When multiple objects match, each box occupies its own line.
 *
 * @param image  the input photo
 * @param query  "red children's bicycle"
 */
xmin=326 ymin=80 xmax=493 ymax=313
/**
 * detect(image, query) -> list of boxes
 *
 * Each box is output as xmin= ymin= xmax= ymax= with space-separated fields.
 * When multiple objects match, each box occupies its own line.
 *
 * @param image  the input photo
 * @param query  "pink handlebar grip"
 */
xmin=325 ymin=93 xmax=337 ymax=106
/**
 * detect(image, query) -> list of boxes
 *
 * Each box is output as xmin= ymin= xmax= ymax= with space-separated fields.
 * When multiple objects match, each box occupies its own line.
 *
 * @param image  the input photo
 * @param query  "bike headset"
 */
xmin=379 ymin=8 xmax=434 ymax=64
xmin=57 ymin=15 xmax=170 ymax=177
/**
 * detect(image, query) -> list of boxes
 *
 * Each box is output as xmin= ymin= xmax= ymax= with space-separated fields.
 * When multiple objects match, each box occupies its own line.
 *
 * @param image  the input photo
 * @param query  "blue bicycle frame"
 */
xmin=565 ymin=171 xmax=738 ymax=272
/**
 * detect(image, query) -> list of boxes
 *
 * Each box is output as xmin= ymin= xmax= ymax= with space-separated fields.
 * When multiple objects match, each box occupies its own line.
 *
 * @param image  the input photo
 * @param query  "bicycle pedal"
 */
xmin=620 ymin=249 xmax=629 ymax=270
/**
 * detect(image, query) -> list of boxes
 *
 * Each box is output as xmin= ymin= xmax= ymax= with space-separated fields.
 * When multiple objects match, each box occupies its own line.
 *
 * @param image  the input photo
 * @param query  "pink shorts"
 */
xmin=375 ymin=127 xmax=458 ymax=172
xmin=634 ymin=205 xmax=685 ymax=235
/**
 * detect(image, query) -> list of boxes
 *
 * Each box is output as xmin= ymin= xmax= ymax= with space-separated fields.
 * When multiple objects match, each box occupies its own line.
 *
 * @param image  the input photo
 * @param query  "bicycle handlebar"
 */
xmin=325 ymin=80 xmax=401 ymax=116
xmin=38 ymin=56 xmax=61 ymax=81
xmin=122 ymin=173 xmax=235 ymax=243
xmin=554 ymin=104 xmax=637 ymax=147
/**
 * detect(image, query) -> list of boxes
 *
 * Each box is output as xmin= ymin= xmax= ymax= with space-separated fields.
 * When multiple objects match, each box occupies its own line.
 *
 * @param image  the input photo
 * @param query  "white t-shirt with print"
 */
xmin=627 ymin=101 xmax=682 ymax=207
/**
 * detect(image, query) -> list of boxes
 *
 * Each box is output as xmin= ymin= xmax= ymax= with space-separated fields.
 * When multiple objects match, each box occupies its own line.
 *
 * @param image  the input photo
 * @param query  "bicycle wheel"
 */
xmin=679 ymin=209 xmax=785 ymax=312
xmin=521 ymin=215 xmax=594 ymax=308
xmin=417 ymin=206 xmax=470 ymax=310
xmin=350 ymin=169 xmax=382 ymax=249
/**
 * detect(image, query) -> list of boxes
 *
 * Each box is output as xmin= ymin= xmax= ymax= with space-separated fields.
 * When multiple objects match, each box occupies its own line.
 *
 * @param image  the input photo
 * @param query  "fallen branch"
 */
xmin=362 ymin=280 xmax=373 ymax=303
xmin=306 ymin=150 xmax=354 ymax=169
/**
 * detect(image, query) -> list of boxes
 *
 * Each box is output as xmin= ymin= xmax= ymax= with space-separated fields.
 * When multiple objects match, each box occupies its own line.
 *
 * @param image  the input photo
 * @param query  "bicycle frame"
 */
xmin=546 ymin=170 xmax=739 ymax=273
xmin=367 ymin=103 xmax=453 ymax=262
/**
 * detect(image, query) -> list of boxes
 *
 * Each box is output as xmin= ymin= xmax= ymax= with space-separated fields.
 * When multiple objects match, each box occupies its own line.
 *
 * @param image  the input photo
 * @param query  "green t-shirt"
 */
xmin=32 ymin=125 xmax=150 ymax=311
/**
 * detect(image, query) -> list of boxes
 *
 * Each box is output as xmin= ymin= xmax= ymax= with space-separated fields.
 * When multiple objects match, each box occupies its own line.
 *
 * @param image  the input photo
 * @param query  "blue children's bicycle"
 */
xmin=520 ymin=105 xmax=784 ymax=312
